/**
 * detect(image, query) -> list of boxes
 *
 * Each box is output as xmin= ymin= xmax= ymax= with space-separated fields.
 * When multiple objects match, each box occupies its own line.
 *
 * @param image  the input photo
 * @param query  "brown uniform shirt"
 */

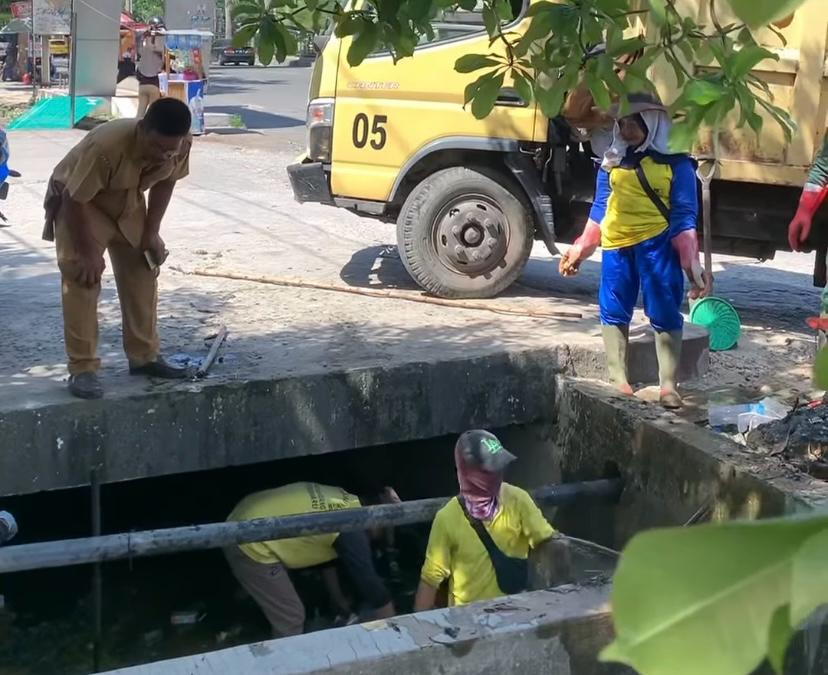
xmin=43 ymin=118 xmax=191 ymax=248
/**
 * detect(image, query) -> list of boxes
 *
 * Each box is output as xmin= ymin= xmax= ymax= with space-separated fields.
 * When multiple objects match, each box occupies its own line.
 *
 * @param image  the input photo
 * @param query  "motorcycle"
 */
xmin=0 ymin=127 xmax=20 ymax=224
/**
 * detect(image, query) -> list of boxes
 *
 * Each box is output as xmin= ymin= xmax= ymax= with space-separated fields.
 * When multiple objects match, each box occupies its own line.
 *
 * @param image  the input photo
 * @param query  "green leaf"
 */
xmin=256 ymin=18 xmax=278 ymax=65
xmin=728 ymin=45 xmax=778 ymax=80
xmin=536 ymin=83 xmax=566 ymax=118
xmin=767 ymin=605 xmax=794 ymax=674
xmin=347 ymin=22 xmax=379 ymax=66
xmin=457 ymin=0 xmax=476 ymax=10
xmin=684 ymin=79 xmax=727 ymax=106
xmin=494 ymin=0 xmax=512 ymax=22
xmin=335 ymin=13 xmax=364 ymax=37
xmin=275 ymin=22 xmax=298 ymax=61
xmin=482 ymin=5 xmax=498 ymax=36
xmin=646 ymin=0 xmax=667 ymax=24
xmin=586 ymin=70 xmax=611 ymax=112
xmin=600 ymin=514 xmax=828 ymax=675
xmin=455 ymin=53 xmax=501 ymax=73
xmin=790 ymin=528 xmax=828 ymax=627
xmin=726 ymin=0 xmax=808 ymax=29
xmin=512 ymin=71 xmax=533 ymax=104
xmin=470 ymin=71 xmax=505 ymax=119
xmin=668 ymin=119 xmax=699 ymax=153
xmin=233 ymin=23 xmax=260 ymax=48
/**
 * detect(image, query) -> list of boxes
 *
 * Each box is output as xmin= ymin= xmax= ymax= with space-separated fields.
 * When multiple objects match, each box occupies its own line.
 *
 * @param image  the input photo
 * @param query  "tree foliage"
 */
xmin=602 ymin=512 xmax=828 ymax=675
xmin=239 ymin=0 xmax=808 ymax=149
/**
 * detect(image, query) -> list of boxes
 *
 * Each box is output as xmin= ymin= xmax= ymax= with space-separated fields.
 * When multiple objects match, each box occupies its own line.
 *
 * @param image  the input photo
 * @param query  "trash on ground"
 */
xmin=708 ymin=397 xmax=789 ymax=432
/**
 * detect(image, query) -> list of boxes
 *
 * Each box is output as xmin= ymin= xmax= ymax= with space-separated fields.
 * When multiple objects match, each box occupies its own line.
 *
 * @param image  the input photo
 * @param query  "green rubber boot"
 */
xmin=601 ymin=325 xmax=633 ymax=395
xmin=655 ymin=330 xmax=683 ymax=409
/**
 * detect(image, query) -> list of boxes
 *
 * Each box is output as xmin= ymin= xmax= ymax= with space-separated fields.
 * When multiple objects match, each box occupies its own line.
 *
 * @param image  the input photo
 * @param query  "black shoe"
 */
xmin=68 ymin=372 xmax=103 ymax=399
xmin=129 ymin=357 xmax=189 ymax=379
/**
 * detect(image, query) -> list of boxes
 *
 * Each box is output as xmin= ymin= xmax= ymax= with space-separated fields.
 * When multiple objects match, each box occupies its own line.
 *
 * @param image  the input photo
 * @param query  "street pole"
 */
xmin=224 ymin=0 xmax=233 ymax=39
xmin=68 ymin=7 xmax=77 ymax=128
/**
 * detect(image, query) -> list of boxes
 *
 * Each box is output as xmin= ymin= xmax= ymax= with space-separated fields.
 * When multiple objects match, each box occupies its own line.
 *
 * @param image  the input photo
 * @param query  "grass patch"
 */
xmin=0 ymin=102 xmax=31 ymax=127
xmin=229 ymin=114 xmax=246 ymax=129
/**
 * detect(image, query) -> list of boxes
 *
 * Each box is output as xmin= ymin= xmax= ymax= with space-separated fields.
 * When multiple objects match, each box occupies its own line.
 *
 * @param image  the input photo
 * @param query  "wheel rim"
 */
xmin=431 ymin=194 xmax=510 ymax=277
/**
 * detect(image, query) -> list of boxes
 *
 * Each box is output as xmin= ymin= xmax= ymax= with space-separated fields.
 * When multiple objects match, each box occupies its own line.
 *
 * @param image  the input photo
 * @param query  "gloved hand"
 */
xmin=559 ymin=220 xmax=601 ymax=277
xmin=671 ymin=229 xmax=712 ymax=300
xmin=789 ymin=187 xmax=828 ymax=251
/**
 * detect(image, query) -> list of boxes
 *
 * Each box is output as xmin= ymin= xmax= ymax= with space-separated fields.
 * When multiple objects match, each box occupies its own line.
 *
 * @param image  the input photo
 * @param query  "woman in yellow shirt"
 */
xmin=414 ymin=430 xmax=557 ymax=609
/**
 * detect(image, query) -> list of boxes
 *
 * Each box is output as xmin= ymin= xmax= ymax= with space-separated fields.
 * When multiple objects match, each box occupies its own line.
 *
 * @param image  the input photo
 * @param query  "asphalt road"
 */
xmin=206 ymin=63 xmax=312 ymax=145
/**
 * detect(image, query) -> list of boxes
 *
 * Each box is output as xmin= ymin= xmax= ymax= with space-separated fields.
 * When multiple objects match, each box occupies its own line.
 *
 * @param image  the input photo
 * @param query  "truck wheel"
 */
xmin=397 ymin=166 xmax=533 ymax=299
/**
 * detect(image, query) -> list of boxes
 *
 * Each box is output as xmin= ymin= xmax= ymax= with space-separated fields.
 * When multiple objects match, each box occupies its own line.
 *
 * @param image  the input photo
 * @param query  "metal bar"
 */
xmin=0 ymin=479 xmax=621 ymax=574
xmin=91 ymin=469 xmax=103 ymax=673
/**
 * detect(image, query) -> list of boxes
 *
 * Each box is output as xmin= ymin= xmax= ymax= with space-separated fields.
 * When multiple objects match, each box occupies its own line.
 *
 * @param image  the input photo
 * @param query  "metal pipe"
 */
xmin=0 ymin=479 xmax=621 ymax=574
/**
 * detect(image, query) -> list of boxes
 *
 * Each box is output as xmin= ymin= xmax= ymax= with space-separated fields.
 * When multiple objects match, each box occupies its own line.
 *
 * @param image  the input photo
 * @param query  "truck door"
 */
xmin=329 ymin=0 xmax=543 ymax=202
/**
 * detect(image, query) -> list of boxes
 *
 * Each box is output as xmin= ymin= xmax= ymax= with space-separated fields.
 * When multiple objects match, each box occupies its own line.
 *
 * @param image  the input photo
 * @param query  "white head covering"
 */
xmin=601 ymin=109 xmax=673 ymax=171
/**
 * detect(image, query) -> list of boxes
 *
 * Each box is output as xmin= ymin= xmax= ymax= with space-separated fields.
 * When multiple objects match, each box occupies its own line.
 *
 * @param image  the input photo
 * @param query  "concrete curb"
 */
xmin=102 ymin=584 xmax=617 ymax=675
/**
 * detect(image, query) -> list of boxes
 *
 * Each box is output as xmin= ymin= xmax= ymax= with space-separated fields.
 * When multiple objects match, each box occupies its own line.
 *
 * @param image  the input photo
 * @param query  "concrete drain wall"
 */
xmin=100 ymin=377 xmax=828 ymax=675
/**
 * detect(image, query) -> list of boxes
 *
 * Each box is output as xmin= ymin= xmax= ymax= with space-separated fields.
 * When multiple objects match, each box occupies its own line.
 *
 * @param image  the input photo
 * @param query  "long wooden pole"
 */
xmin=0 ymin=479 xmax=620 ymax=574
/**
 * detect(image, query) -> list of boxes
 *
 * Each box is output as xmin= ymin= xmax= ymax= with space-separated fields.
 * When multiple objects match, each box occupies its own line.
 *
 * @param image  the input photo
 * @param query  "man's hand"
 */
xmin=75 ymin=245 xmax=106 ymax=288
xmin=788 ymin=211 xmax=813 ymax=252
xmin=141 ymin=232 xmax=168 ymax=268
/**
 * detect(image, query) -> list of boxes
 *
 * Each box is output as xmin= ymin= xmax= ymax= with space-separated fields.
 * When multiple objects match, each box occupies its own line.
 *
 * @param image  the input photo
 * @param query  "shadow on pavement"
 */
xmin=206 ymin=105 xmax=303 ymax=130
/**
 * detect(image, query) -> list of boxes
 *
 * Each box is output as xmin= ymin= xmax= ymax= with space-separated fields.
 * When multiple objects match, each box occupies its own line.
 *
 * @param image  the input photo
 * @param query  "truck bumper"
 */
xmin=286 ymin=160 xmax=334 ymax=205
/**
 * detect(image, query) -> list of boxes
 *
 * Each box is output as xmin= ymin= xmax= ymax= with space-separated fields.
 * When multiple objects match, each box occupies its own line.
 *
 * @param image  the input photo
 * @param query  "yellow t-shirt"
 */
xmin=601 ymin=156 xmax=672 ymax=250
xmin=420 ymin=483 xmax=555 ymax=606
xmin=228 ymin=482 xmax=361 ymax=568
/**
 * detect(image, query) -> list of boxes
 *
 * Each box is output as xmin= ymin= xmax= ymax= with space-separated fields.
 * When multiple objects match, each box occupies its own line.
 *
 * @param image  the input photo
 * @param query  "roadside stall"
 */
xmin=160 ymin=29 xmax=212 ymax=135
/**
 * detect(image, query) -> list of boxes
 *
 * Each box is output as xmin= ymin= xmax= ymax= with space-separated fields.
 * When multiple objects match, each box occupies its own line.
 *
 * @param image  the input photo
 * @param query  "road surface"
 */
xmin=206 ymin=63 xmax=312 ymax=147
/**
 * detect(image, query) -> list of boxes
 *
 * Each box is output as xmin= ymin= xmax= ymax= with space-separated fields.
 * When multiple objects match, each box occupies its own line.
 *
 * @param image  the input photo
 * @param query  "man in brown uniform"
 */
xmin=43 ymin=98 xmax=193 ymax=399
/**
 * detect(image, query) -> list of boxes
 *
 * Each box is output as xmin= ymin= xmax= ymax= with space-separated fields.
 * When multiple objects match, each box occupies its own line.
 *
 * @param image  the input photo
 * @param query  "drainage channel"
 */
xmin=2 ymin=378 xmax=828 ymax=675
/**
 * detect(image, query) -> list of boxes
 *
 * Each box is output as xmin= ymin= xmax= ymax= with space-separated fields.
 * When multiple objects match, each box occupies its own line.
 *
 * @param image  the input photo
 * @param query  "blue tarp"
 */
xmin=7 ymin=96 xmax=104 ymax=130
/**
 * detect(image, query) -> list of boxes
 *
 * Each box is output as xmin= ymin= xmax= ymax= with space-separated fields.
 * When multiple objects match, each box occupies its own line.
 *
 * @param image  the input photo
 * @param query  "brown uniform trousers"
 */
xmin=224 ymin=545 xmax=306 ymax=638
xmin=55 ymin=205 xmax=159 ymax=376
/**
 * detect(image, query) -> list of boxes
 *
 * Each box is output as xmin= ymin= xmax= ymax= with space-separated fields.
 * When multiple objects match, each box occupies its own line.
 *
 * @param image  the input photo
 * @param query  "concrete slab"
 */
xmin=0 ymin=130 xmax=709 ymax=496
xmin=552 ymin=378 xmax=828 ymax=551
xmin=101 ymin=584 xmax=621 ymax=675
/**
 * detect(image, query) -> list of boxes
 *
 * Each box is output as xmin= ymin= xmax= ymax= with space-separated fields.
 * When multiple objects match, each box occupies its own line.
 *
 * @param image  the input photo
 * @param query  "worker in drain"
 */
xmin=414 ymin=430 xmax=561 ymax=610
xmin=225 ymin=482 xmax=397 ymax=637
xmin=42 ymin=98 xmax=192 ymax=400
xmin=559 ymin=92 xmax=709 ymax=408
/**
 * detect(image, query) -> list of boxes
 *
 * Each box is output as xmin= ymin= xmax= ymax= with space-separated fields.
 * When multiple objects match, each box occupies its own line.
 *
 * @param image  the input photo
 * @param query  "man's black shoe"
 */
xmin=68 ymin=372 xmax=104 ymax=399
xmin=129 ymin=357 xmax=189 ymax=379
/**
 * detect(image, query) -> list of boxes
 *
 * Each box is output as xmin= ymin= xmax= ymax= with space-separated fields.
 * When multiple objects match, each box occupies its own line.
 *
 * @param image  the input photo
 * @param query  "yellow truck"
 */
xmin=287 ymin=0 xmax=828 ymax=298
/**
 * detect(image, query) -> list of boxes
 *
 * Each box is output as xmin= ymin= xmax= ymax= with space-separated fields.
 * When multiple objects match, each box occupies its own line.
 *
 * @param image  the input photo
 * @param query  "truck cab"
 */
xmin=288 ymin=0 xmax=828 ymax=299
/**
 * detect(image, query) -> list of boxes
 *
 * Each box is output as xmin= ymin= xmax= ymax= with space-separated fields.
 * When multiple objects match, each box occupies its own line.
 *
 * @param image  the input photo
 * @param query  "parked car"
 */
xmin=213 ymin=39 xmax=254 ymax=66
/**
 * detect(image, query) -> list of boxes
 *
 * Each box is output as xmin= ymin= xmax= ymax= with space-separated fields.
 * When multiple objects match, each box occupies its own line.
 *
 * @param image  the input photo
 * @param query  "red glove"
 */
xmin=789 ymin=186 xmax=828 ymax=251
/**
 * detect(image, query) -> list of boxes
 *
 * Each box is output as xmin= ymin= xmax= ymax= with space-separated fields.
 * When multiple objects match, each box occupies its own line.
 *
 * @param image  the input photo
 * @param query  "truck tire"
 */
xmin=397 ymin=166 xmax=534 ymax=299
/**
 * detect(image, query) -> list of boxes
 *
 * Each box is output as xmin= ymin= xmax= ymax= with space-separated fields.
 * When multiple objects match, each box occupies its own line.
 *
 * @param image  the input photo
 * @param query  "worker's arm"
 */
xmin=519 ymin=489 xmax=572 ymax=587
xmin=560 ymin=169 xmax=608 ymax=277
xmin=142 ymin=179 xmax=175 ymax=263
xmin=669 ymin=157 xmax=709 ymax=298
xmin=413 ymin=580 xmax=439 ymax=612
xmin=61 ymin=150 xmax=111 ymax=287
xmin=320 ymin=565 xmax=352 ymax=618
xmin=333 ymin=532 xmax=394 ymax=620
xmin=415 ymin=512 xmax=451 ymax=612
xmin=790 ymin=136 xmax=828 ymax=251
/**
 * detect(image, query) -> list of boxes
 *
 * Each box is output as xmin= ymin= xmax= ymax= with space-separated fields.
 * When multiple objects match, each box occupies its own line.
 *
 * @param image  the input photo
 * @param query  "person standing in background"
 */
xmin=136 ymin=17 xmax=166 ymax=117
